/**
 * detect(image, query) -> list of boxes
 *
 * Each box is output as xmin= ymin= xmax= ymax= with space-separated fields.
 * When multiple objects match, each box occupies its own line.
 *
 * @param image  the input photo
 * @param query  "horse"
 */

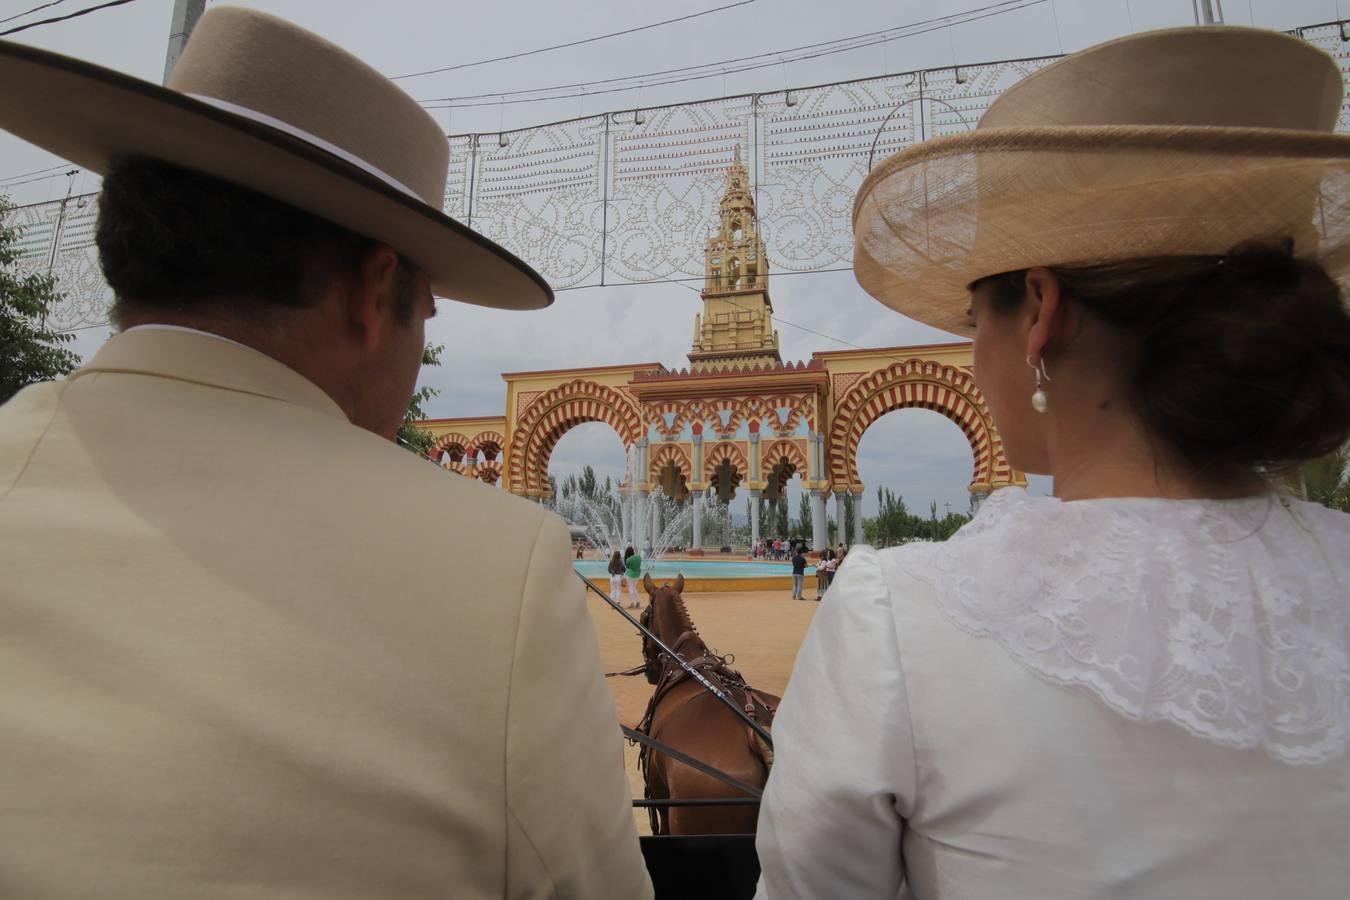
xmin=635 ymin=573 xmax=778 ymax=836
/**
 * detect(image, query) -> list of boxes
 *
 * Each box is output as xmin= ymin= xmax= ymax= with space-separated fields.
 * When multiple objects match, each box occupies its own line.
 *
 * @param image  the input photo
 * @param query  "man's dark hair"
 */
xmin=96 ymin=157 xmax=418 ymax=326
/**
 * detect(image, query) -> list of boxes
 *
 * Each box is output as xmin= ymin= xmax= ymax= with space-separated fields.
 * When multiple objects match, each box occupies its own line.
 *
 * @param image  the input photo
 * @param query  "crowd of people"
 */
xmin=1 ymin=10 xmax=1347 ymax=899
xmin=750 ymin=536 xmax=804 ymax=560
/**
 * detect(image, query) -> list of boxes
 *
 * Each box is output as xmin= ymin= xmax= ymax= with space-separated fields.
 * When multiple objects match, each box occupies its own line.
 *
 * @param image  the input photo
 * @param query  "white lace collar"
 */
xmin=895 ymin=487 xmax=1350 ymax=765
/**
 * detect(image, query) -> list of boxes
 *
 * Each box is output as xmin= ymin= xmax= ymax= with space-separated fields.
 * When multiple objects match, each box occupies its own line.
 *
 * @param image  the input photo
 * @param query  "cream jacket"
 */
xmin=0 ymin=329 xmax=651 ymax=899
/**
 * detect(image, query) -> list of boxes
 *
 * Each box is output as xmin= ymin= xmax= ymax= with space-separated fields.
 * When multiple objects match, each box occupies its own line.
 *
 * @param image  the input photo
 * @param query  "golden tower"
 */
xmin=688 ymin=145 xmax=781 ymax=370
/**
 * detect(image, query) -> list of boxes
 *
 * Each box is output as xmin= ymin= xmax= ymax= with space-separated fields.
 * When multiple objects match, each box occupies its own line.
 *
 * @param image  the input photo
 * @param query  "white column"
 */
xmin=852 ymin=489 xmax=865 ymax=546
xmin=749 ymin=488 xmax=762 ymax=549
xmin=809 ymin=490 xmax=827 ymax=552
xmin=691 ymin=496 xmax=703 ymax=551
xmin=834 ymin=492 xmax=847 ymax=547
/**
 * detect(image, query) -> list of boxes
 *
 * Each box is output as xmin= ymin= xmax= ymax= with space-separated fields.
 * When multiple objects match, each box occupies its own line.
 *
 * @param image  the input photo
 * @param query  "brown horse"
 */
xmin=635 ymin=574 xmax=778 ymax=835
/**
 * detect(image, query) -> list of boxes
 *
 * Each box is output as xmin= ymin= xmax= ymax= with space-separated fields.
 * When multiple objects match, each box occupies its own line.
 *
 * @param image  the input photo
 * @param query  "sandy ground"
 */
xmin=585 ymin=586 xmax=818 ymax=834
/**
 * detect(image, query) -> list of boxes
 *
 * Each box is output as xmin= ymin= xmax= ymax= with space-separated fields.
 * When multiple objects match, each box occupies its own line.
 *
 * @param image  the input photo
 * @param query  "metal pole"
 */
xmin=163 ymin=0 xmax=206 ymax=84
xmin=1196 ymin=0 xmax=1223 ymax=24
xmin=599 ymin=114 xmax=610 ymax=287
xmin=577 ymin=572 xmax=774 ymax=748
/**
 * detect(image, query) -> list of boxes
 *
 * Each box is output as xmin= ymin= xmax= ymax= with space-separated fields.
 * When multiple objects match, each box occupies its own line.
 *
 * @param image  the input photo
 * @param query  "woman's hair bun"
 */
xmin=1220 ymin=237 xmax=1299 ymax=284
xmin=1047 ymin=238 xmax=1350 ymax=474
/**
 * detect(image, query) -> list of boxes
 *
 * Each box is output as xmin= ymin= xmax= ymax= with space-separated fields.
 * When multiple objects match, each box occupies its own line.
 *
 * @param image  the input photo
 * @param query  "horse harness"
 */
xmin=635 ymin=631 xmax=777 ymax=773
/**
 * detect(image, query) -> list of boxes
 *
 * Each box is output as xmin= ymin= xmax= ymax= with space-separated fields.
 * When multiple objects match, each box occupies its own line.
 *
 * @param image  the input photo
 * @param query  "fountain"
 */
xmin=553 ymin=487 xmax=625 ymax=557
xmin=565 ymin=480 xmax=810 ymax=591
xmin=551 ymin=446 xmax=705 ymax=573
xmin=644 ymin=488 xmax=693 ymax=565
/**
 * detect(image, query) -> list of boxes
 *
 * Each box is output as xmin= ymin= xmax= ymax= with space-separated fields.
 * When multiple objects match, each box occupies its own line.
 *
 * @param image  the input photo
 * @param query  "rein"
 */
xmin=620 ymin=725 xmax=763 ymax=798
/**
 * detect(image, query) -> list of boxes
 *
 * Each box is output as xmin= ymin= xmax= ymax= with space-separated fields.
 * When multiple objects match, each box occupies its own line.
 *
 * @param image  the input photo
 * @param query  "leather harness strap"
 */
xmin=620 ymin=725 xmax=763 ymax=799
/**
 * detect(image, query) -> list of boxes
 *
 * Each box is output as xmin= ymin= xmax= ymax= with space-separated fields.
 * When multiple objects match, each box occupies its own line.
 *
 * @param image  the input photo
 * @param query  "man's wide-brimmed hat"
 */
xmin=853 ymin=26 xmax=1350 ymax=335
xmin=0 ymin=6 xmax=552 ymax=310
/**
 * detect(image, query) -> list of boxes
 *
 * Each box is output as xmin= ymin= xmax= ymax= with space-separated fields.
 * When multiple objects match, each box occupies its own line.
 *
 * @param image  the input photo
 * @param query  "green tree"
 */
xmin=577 ymin=463 xmax=598 ymax=499
xmin=862 ymin=486 xmax=970 ymax=546
xmin=795 ymin=492 xmax=812 ymax=539
xmin=396 ymin=342 xmax=443 ymax=457
xmin=0 ymin=196 xmax=81 ymax=405
xmin=1286 ymin=444 xmax=1350 ymax=512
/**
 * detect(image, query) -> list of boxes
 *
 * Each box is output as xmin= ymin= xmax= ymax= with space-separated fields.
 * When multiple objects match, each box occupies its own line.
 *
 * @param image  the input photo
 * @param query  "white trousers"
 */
xmin=609 ymin=573 xmax=623 ymax=603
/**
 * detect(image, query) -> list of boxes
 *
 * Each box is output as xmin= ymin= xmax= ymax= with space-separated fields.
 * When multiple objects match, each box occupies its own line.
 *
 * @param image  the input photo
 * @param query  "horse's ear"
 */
xmin=643 ymin=573 xmax=656 ymax=595
xmin=674 ymin=574 xmax=684 ymax=594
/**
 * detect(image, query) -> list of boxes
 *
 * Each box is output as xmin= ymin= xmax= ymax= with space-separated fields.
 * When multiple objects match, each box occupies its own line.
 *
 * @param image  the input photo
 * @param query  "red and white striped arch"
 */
xmin=508 ymin=379 xmax=643 ymax=494
xmin=648 ymin=442 xmax=693 ymax=484
xmin=828 ymin=359 xmax=1015 ymax=492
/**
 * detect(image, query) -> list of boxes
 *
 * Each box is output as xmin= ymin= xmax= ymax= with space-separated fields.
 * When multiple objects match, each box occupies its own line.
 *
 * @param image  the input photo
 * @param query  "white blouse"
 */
xmin=755 ymin=488 xmax=1350 ymax=899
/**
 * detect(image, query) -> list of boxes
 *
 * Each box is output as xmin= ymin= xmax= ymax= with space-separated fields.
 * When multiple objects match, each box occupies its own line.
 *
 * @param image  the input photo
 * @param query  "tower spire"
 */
xmin=688 ymin=145 xmax=780 ymax=370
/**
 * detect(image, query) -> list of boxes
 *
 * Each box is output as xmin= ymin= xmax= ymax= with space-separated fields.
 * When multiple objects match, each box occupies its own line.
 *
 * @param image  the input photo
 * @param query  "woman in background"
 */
xmin=623 ymin=545 xmax=642 ymax=609
xmin=607 ymin=550 xmax=624 ymax=605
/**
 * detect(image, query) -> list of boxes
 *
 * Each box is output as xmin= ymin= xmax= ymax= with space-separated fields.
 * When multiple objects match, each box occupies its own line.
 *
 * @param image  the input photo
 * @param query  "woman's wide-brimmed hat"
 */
xmin=853 ymin=26 xmax=1350 ymax=335
xmin=0 ymin=6 xmax=552 ymax=310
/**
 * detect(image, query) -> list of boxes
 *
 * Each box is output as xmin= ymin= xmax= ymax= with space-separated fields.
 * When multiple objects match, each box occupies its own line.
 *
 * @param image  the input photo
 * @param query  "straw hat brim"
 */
xmin=853 ymin=125 xmax=1350 ymax=335
xmin=0 ymin=40 xmax=552 ymax=311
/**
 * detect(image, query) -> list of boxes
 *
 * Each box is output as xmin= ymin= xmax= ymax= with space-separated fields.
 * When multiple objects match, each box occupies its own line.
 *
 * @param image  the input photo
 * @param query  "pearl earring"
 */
xmin=1027 ymin=355 xmax=1051 ymax=413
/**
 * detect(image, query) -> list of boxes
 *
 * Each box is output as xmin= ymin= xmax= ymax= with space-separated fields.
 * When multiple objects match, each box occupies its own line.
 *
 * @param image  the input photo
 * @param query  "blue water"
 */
xmin=574 ymin=558 xmax=814 ymax=579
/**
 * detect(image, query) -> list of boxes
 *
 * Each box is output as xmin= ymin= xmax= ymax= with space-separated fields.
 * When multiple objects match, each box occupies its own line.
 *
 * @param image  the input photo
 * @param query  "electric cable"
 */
xmin=418 ymin=0 xmax=1045 ymax=108
xmin=392 ymin=0 xmax=756 ymax=80
xmin=0 ymin=0 xmax=139 ymax=37
xmin=0 ymin=163 xmax=75 ymax=185
xmin=0 ymin=0 xmax=72 ymax=27
xmin=0 ymin=169 xmax=77 ymax=189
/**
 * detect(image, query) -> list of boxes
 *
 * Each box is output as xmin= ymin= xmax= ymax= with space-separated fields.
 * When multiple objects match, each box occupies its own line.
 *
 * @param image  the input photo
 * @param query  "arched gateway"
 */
xmin=418 ymin=148 xmax=1024 ymax=550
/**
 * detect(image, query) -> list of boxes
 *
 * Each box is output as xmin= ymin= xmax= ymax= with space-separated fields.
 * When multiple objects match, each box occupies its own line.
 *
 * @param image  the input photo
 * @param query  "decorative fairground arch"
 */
xmin=507 ymin=377 xmax=645 ymax=497
xmin=419 ymin=149 xmax=1026 ymax=553
xmin=818 ymin=346 xmax=1023 ymax=544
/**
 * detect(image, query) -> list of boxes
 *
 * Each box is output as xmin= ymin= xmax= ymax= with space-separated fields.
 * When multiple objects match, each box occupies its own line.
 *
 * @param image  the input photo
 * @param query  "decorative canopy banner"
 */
xmin=9 ymin=18 xmax=1350 ymax=332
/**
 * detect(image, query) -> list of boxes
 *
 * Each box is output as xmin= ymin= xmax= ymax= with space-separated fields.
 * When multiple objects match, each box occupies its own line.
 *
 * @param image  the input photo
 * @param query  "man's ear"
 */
xmin=345 ymin=244 xmax=403 ymax=351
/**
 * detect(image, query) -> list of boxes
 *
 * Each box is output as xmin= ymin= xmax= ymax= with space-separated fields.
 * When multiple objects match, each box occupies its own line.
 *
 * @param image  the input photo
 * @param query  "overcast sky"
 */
xmin=2 ymin=0 xmax=1342 ymax=520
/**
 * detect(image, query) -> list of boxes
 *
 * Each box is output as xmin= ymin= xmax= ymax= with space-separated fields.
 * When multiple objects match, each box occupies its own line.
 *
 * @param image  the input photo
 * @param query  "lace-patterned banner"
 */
xmin=9 ymin=19 xmax=1350 ymax=332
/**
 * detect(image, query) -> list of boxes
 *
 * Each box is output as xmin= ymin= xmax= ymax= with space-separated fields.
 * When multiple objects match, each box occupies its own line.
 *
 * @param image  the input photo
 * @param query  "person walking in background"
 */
xmin=623 ymin=545 xmax=643 ymax=609
xmin=822 ymin=551 xmax=838 ymax=591
xmin=790 ymin=547 xmax=808 ymax=601
xmin=757 ymin=26 xmax=1350 ymax=900
xmin=607 ymin=550 xmax=625 ymax=605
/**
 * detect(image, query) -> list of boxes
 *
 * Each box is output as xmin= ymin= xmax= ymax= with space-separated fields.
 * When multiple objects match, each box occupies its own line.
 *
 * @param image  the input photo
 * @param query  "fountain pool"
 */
xmin=574 ymin=557 xmax=815 ymax=592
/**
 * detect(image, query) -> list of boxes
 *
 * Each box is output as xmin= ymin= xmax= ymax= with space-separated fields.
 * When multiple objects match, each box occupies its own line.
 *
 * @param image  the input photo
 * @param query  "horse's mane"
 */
xmin=655 ymin=586 xmax=709 ymax=657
